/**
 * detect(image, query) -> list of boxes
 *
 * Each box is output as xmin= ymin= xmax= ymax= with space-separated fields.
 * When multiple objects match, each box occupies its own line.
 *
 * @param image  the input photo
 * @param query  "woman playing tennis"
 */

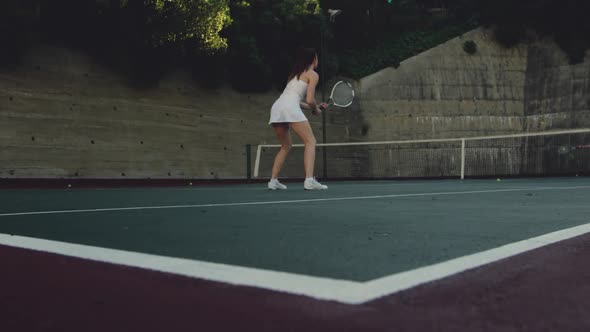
xmin=267 ymin=47 xmax=329 ymax=190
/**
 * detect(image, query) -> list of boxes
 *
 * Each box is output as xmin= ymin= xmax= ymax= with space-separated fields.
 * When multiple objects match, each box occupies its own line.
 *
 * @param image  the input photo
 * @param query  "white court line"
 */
xmin=0 ymin=234 xmax=361 ymax=303
xmin=1 ymin=185 xmax=590 ymax=217
xmin=2 ymin=222 xmax=590 ymax=304
xmin=356 ymin=222 xmax=590 ymax=303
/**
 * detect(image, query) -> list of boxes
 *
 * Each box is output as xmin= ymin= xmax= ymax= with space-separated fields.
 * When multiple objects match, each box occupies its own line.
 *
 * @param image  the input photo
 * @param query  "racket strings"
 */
xmin=331 ymin=82 xmax=355 ymax=107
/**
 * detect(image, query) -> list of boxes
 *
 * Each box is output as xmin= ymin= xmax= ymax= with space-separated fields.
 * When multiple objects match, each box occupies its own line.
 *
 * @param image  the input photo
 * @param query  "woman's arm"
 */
xmin=305 ymin=71 xmax=320 ymax=113
xmin=301 ymin=71 xmax=329 ymax=114
xmin=300 ymin=102 xmax=312 ymax=110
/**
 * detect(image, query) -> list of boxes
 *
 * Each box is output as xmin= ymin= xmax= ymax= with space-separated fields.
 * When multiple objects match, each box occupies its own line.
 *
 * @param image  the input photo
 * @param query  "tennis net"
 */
xmin=253 ymin=128 xmax=590 ymax=180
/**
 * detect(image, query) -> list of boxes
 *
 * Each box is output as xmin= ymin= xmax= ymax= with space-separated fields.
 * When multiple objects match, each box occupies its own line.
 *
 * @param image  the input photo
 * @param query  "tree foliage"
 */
xmin=0 ymin=0 xmax=231 ymax=85
xmin=224 ymin=0 xmax=322 ymax=91
xmin=2 ymin=0 xmax=589 ymax=91
xmin=427 ymin=0 xmax=590 ymax=64
xmin=149 ymin=0 xmax=231 ymax=50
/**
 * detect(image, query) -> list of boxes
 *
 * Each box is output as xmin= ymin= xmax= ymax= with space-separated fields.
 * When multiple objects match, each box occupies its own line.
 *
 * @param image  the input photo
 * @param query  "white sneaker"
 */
xmin=304 ymin=178 xmax=328 ymax=190
xmin=268 ymin=179 xmax=287 ymax=190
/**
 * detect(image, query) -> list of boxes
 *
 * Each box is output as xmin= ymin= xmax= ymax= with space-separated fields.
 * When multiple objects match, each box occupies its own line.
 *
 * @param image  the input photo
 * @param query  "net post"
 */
xmin=320 ymin=27 xmax=328 ymax=180
xmin=245 ymin=144 xmax=252 ymax=182
xmin=253 ymin=145 xmax=263 ymax=178
xmin=460 ymin=138 xmax=466 ymax=180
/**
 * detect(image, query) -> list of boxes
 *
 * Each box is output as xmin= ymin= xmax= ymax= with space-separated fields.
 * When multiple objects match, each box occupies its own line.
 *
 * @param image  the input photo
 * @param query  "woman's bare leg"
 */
xmin=271 ymin=123 xmax=292 ymax=179
xmin=289 ymin=121 xmax=317 ymax=178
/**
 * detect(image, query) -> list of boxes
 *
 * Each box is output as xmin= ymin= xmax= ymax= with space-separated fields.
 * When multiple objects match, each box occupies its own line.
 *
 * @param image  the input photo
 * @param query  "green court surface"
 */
xmin=0 ymin=178 xmax=589 ymax=281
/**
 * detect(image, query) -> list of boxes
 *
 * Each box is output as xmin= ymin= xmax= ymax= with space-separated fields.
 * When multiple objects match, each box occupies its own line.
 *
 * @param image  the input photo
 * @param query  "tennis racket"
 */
xmin=320 ymin=80 xmax=355 ymax=110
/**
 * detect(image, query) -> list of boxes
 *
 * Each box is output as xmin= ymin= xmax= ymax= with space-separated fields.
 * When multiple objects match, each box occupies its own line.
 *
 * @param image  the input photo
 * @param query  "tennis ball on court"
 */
xmin=189 ymin=182 xmax=193 ymax=186
xmin=496 ymin=178 xmax=501 ymax=182
xmin=67 ymin=184 xmax=72 ymax=188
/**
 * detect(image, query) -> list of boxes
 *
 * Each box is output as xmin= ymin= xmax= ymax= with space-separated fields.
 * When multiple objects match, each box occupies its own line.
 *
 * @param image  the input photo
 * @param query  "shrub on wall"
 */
xmin=463 ymin=40 xmax=477 ymax=54
xmin=442 ymin=0 xmax=590 ymax=64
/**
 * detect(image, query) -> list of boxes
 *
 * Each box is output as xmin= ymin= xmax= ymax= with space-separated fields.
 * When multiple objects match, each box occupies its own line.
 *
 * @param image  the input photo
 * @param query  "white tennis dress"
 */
xmin=269 ymin=77 xmax=308 ymax=124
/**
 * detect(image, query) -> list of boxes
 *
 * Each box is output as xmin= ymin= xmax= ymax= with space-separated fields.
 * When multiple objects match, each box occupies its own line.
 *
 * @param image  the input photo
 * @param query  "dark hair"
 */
xmin=288 ymin=47 xmax=317 ymax=81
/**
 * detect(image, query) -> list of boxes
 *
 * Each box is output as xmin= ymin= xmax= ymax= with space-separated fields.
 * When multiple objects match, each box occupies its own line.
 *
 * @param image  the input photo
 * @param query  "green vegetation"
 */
xmin=0 ymin=0 xmax=232 ymax=87
xmin=1 ymin=0 xmax=589 ymax=91
xmin=334 ymin=25 xmax=475 ymax=79
xmin=442 ymin=0 xmax=590 ymax=64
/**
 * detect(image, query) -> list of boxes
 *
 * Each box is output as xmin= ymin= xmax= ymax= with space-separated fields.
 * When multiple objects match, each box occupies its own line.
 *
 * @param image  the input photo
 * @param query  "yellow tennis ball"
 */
xmin=496 ymin=178 xmax=501 ymax=182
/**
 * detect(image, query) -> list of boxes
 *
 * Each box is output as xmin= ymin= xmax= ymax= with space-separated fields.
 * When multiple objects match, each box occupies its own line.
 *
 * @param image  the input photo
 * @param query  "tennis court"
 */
xmin=3 ymin=1 xmax=590 ymax=330
xmin=2 ymin=176 xmax=590 ymax=331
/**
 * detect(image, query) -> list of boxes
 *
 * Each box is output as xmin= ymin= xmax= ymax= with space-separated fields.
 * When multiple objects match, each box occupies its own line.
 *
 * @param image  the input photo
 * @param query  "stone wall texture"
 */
xmin=1 ymin=28 xmax=588 ymax=179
